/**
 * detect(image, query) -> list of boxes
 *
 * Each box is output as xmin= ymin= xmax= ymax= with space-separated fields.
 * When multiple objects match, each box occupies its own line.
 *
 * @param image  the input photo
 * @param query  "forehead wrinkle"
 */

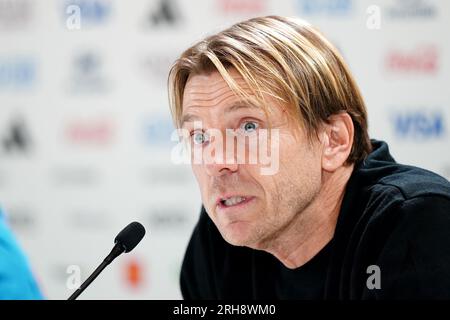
xmin=186 ymin=83 xmax=248 ymax=102
xmin=182 ymin=72 xmax=258 ymax=125
xmin=186 ymin=85 xmax=232 ymax=102
xmin=185 ymin=91 xmax=238 ymax=110
xmin=184 ymin=84 xmax=253 ymax=112
xmin=182 ymin=102 xmax=263 ymax=127
xmin=181 ymin=91 xmax=235 ymax=127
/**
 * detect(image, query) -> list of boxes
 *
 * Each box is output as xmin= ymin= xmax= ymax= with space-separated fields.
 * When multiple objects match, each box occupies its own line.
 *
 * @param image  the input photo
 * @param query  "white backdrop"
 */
xmin=0 ymin=0 xmax=449 ymax=299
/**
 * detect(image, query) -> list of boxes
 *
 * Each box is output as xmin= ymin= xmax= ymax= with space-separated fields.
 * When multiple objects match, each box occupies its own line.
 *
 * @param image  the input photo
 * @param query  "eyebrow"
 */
xmin=180 ymin=103 xmax=259 ymax=127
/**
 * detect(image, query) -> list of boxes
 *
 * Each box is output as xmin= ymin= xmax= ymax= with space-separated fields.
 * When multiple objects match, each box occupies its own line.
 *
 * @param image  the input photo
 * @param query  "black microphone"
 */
xmin=68 ymin=221 xmax=146 ymax=300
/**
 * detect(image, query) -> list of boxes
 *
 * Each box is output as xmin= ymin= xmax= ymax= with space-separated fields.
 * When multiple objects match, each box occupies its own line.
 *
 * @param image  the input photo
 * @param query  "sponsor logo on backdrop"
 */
xmin=387 ymin=0 xmax=436 ymax=19
xmin=0 ymin=0 xmax=33 ymax=30
xmin=65 ymin=117 xmax=114 ymax=146
xmin=0 ymin=57 xmax=36 ymax=90
xmin=138 ymin=52 xmax=178 ymax=86
xmin=123 ymin=258 xmax=145 ymax=289
xmin=143 ymin=0 xmax=181 ymax=28
xmin=146 ymin=207 xmax=188 ymax=230
xmin=67 ymin=52 xmax=110 ymax=93
xmin=385 ymin=45 xmax=438 ymax=74
xmin=50 ymin=167 xmax=99 ymax=187
xmin=217 ymin=0 xmax=266 ymax=14
xmin=1 ymin=115 xmax=32 ymax=154
xmin=68 ymin=210 xmax=111 ymax=230
xmin=391 ymin=109 xmax=445 ymax=140
xmin=5 ymin=206 xmax=36 ymax=232
xmin=140 ymin=166 xmax=192 ymax=185
xmin=63 ymin=0 xmax=111 ymax=26
xmin=296 ymin=0 xmax=352 ymax=16
xmin=142 ymin=115 xmax=176 ymax=147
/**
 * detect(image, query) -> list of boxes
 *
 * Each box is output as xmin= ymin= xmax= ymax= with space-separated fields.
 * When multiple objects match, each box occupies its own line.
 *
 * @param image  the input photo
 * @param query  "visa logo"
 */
xmin=297 ymin=0 xmax=352 ymax=15
xmin=0 ymin=58 xmax=35 ymax=89
xmin=143 ymin=116 xmax=176 ymax=147
xmin=392 ymin=111 xmax=445 ymax=139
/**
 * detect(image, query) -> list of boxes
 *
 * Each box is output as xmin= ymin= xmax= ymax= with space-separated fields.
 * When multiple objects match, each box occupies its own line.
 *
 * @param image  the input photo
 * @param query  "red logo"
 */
xmin=217 ymin=0 xmax=266 ymax=14
xmin=65 ymin=118 xmax=114 ymax=146
xmin=123 ymin=258 xmax=145 ymax=289
xmin=385 ymin=45 xmax=438 ymax=74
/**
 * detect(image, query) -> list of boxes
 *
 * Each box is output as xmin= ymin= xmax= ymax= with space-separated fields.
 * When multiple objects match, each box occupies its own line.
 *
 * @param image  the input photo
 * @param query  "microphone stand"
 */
xmin=68 ymin=243 xmax=125 ymax=300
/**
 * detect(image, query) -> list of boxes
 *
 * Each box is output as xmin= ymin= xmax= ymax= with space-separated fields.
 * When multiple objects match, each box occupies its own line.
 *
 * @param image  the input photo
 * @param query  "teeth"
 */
xmin=223 ymin=196 xmax=246 ymax=207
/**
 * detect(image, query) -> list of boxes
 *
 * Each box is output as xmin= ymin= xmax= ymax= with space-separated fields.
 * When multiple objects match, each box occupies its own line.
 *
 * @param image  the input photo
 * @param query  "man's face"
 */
xmin=181 ymin=70 xmax=324 ymax=249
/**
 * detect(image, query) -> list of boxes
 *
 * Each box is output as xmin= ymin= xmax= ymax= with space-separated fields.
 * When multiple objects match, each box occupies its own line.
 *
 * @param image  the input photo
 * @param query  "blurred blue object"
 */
xmin=0 ymin=207 xmax=43 ymax=300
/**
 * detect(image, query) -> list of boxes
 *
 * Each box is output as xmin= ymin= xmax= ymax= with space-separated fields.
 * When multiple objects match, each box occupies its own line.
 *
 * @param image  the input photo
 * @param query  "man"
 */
xmin=168 ymin=16 xmax=450 ymax=299
xmin=0 ymin=207 xmax=43 ymax=299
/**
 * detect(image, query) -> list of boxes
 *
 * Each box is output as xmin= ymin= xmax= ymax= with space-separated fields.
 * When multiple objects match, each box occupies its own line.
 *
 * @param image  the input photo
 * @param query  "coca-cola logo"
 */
xmin=385 ymin=45 xmax=438 ymax=74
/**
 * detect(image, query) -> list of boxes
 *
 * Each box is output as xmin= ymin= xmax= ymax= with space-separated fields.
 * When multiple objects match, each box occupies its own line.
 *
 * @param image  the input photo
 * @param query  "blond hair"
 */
xmin=168 ymin=15 xmax=371 ymax=163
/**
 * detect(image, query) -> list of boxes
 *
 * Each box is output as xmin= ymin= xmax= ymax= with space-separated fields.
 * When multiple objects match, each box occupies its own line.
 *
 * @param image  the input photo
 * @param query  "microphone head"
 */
xmin=114 ymin=222 xmax=146 ymax=253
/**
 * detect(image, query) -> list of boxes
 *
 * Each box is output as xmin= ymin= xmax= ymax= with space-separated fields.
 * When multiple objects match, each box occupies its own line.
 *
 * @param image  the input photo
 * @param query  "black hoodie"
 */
xmin=180 ymin=140 xmax=450 ymax=299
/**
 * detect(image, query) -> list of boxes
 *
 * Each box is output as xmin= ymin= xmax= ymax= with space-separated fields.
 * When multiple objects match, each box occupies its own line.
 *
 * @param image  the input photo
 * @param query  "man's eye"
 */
xmin=240 ymin=121 xmax=259 ymax=133
xmin=191 ymin=131 xmax=209 ymax=145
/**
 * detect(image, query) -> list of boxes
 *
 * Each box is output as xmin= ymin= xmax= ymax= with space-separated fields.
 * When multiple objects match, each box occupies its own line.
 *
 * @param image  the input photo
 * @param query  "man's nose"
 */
xmin=204 ymin=157 xmax=239 ymax=177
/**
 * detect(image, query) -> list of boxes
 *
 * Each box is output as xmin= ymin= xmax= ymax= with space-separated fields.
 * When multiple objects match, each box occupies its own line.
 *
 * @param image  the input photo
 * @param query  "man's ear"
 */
xmin=321 ymin=112 xmax=354 ymax=172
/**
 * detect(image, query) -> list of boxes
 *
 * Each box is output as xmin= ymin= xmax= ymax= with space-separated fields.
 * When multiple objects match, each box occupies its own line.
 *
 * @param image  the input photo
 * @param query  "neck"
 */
xmin=262 ymin=164 xmax=354 ymax=269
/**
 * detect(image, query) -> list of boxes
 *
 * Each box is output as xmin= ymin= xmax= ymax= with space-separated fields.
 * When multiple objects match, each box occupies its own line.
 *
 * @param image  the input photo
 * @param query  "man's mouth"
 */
xmin=216 ymin=195 xmax=254 ymax=208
